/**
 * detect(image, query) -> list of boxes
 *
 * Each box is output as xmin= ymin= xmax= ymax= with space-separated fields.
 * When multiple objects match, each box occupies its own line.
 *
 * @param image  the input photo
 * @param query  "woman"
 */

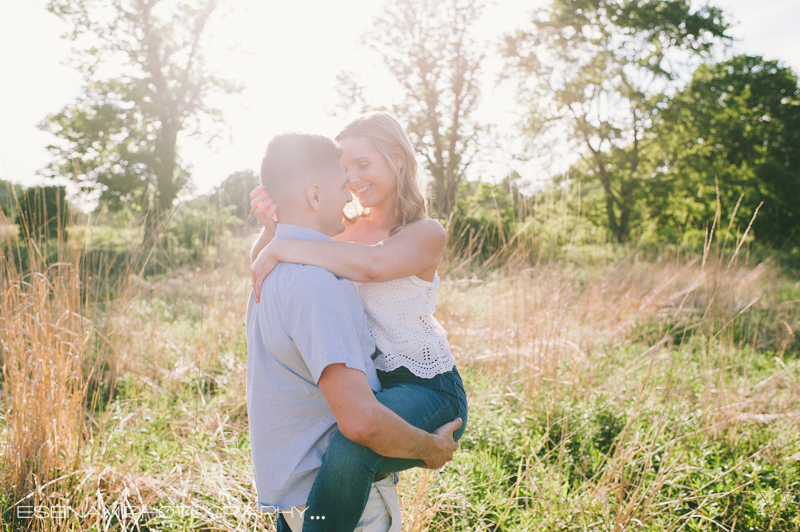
xmin=249 ymin=111 xmax=468 ymax=532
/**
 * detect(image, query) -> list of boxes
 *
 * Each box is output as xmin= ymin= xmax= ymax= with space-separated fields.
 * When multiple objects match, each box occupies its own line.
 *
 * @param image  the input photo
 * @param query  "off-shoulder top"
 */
xmin=353 ymin=273 xmax=455 ymax=378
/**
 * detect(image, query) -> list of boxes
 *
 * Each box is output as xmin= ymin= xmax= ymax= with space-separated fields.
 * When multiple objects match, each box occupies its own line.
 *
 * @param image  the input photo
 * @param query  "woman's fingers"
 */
xmin=249 ymin=185 xmax=265 ymax=199
xmin=252 ymin=197 xmax=273 ymax=214
xmin=254 ymin=202 xmax=277 ymax=229
xmin=250 ymin=188 xmax=274 ymax=213
xmin=251 ymin=193 xmax=277 ymax=228
xmin=250 ymin=192 xmax=271 ymax=210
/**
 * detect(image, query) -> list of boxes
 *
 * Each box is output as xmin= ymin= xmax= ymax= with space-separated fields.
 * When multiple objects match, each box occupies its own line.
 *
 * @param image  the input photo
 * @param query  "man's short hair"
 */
xmin=260 ymin=133 xmax=343 ymax=195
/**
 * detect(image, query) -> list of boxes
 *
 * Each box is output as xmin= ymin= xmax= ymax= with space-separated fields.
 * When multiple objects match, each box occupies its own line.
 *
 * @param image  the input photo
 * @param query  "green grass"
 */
xmin=2 ymin=232 xmax=799 ymax=531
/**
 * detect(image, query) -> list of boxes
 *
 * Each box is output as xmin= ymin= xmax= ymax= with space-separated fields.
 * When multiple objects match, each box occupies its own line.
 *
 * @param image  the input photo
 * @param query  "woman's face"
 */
xmin=339 ymin=135 xmax=400 ymax=210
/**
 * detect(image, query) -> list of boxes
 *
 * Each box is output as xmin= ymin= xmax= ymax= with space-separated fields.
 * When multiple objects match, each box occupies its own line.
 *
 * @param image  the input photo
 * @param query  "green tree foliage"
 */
xmin=39 ymin=0 xmax=238 ymax=242
xmin=650 ymin=55 xmax=800 ymax=245
xmin=154 ymin=171 xmax=258 ymax=264
xmin=563 ymin=137 xmax=665 ymax=242
xmin=340 ymin=0 xmax=487 ymax=217
xmin=451 ymin=175 xmax=526 ymax=259
xmin=502 ymin=0 xmax=730 ymax=243
xmin=0 ymin=179 xmax=24 ymax=220
xmin=163 ymin=196 xmax=243 ymax=264
xmin=14 ymin=186 xmax=70 ymax=241
xmin=208 ymin=170 xmax=260 ymax=227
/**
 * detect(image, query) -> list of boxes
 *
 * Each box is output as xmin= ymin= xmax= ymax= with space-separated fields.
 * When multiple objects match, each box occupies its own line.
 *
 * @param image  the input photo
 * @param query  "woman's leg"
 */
xmin=276 ymin=513 xmax=292 ymax=532
xmin=302 ymin=373 xmax=467 ymax=532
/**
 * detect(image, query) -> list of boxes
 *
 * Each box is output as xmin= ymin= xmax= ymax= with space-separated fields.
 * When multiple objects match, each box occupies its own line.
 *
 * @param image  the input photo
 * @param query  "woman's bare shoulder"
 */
xmin=401 ymin=218 xmax=446 ymax=239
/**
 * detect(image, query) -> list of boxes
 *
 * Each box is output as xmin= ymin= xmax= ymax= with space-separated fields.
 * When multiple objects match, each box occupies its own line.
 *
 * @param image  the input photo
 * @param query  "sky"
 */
xmin=1 ymin=0 xmax=799 ymax=204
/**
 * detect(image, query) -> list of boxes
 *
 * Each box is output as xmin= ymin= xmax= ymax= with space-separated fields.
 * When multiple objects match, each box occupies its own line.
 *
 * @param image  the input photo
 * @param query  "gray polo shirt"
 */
xmin=246 ymin=223 xmax=380 ymax=511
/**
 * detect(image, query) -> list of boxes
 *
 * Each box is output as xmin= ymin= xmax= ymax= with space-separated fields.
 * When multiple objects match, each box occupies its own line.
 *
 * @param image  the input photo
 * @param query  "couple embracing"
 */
xmin=245 ymin=111 xmax=469 ymax=532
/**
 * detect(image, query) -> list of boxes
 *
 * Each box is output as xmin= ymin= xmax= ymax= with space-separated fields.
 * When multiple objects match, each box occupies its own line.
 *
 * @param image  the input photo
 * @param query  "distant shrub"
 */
xmin=447 ymin=178 xmax=526 ymax=261
xmin=211 ymin=170 xmax=260 ymax=221
xmin=208 ymin=170 xmax=261 ymax=234
xmin=14 ymin=186 xmax=70 ymax=241
xmin=111 ymin=205 xmax=135 ymax=228
xmin=162 ymin=201 xmax=243 ymax=265
xmin=445 ymin=176 xmax=611 ymax=267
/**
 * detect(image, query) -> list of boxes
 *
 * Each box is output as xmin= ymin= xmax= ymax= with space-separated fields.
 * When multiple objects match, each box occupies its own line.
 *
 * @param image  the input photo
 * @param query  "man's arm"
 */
xmin=318 ymin=363 xmax=462 ymax=468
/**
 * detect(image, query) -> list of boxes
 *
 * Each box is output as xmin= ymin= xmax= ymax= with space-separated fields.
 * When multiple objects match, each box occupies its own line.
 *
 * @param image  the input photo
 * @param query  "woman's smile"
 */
xmin=340 ymin=135 xmax=398 ymax=210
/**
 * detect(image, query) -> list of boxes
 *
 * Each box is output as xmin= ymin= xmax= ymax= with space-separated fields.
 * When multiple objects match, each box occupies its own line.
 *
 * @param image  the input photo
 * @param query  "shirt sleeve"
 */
xmin=284 ymin=267 xmax=374 ymax=383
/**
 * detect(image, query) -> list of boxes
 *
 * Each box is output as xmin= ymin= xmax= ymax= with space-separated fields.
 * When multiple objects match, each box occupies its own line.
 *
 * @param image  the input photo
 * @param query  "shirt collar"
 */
xmin=274 ymin=223 xmax=332 ymax=242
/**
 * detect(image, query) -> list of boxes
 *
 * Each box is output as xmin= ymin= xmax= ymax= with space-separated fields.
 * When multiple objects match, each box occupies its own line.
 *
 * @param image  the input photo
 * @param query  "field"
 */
xmin=1 ymin=221 xmax=799 ymax=531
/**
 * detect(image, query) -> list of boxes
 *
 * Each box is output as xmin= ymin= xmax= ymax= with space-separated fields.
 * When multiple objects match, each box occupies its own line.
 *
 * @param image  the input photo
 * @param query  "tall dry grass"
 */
xmin=391 ymin=205 xmax=800 ymax=530
xmin=0 ymin=188 xmax=797 ymax=530
xmin=0 ymin=192 xmax=278 ymax=531
xmin=0 ymin=209 xmax=267 ymax=531
xmin=0 ymin=224 xmax=90 ymax=524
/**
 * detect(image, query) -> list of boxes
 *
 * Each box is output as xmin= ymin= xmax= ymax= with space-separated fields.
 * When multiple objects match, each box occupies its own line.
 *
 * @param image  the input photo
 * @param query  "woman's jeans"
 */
xmin=297 ymin=365 xmax=468 ymax=532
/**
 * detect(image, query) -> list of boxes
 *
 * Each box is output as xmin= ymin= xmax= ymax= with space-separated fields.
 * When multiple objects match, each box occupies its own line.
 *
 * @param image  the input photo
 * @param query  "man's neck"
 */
xmin=275 ymin=223 xmax=334 ymax=241
xmin=276 ymin=217 xmax=332 ymax=238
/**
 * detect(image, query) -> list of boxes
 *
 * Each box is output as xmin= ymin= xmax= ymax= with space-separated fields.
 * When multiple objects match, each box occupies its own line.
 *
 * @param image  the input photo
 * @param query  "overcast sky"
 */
xmin=1 ymin=0 xmax=799 ymax=201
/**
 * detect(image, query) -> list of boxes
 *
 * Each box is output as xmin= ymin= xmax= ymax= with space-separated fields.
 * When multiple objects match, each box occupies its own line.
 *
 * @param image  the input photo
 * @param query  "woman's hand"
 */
xmin=251 ymin=240 xmax=281 ymax=304
xmin=250 ymin=185 xmax=277 ymax=234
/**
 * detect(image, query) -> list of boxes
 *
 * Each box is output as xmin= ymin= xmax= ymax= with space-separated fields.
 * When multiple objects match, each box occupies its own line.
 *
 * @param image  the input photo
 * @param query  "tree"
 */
xmin=502 ymin=0 xmax=729 ymax=242
xmin=15 ymin=186 xmax=71 ymax=242
xmin=40 ymin=0 xmax=238 ymax=242
xmin=0 ymin=179 xmax=24 ymax=221
xmin=340 ymin=0 xmax=487 ymax=217
xmin=209 ymin=170 xmax=260 ymax=225
xmin=650 ymin=55 xmax=800 ymax=245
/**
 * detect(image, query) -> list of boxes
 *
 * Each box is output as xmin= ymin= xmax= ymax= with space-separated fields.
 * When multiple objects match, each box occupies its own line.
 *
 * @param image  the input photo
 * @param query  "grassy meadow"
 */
xmin=1 ymin=208 xmax=799 ymax=532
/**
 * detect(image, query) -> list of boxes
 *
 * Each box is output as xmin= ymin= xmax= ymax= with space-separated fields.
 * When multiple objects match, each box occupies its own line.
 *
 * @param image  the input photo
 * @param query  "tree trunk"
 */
xmin=142 ymin=117 xmax=180 ymax=246
xmin=589 ymin=150 xmax=622 ymax=242
xmin=433 ymin=171 xmax=446 ymax=218
xmin=615 ymin=131 xmax=640 ymax=244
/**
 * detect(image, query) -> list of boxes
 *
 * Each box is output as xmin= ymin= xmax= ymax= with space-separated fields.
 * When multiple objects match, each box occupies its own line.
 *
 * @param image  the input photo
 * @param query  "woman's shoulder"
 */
xmin=399 ymin=217 xmax=446 ymax=241
xmin=409 ymin=217 xmax=444 ymax=230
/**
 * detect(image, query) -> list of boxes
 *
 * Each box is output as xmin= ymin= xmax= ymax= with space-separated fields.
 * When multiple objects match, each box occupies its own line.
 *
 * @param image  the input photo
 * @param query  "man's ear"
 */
xmin=391 ymin=154 xmax=404 ymax=172
xmin=306 ymin=184 xmax=321 ymax=211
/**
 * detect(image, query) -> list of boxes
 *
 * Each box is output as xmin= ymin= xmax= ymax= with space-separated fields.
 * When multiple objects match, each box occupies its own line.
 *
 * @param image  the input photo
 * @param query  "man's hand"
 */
xmin=319 ymin=364 xmax=462 ymax=465
xmin=422 ymin=418 xmax=462 ymax=469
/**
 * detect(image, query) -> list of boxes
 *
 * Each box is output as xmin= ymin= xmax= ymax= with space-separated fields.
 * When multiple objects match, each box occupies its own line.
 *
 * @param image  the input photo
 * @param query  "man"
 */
xmin=246 ymin=132 xmax=461 ymax=532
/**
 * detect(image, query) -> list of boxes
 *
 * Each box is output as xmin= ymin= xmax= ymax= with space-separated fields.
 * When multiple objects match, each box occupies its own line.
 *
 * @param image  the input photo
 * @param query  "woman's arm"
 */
xmin=277 ymin=218 xmax=445 ymax=282
xmin=250 ymin=227 xmax=274 ymax=264
xmin=249 ymin=185 xmax=277 ymax=264
xmin=250 ymin=218 xmax=445 ymax=303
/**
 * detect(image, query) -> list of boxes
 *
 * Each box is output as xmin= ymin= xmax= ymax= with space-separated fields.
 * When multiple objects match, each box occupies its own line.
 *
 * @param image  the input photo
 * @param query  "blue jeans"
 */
xmin=295 ymin=365 xmax=468 ymax=532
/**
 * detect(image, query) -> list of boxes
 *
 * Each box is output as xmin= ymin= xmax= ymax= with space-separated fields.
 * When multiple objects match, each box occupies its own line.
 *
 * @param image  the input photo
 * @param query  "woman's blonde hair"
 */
xmin=336 ymin=111 xmax=427 ymax=235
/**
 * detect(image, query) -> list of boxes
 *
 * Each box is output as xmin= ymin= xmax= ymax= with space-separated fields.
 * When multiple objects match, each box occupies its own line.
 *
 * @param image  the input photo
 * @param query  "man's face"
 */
xmin=317 ymin=164 xmax=353 ymax=236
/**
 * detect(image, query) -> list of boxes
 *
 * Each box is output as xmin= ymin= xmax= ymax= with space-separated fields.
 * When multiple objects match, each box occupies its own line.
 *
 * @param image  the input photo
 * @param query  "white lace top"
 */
xmin=353 ymin=273 xmax=455 ymax=378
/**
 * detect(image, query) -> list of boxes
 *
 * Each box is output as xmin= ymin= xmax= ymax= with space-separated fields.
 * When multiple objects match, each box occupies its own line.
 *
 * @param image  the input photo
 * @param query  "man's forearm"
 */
xmin=356 ymin=401 xmax=441 ymax=461
xmin=319 ymin=363 xmax=457 ymax=467
xmin=250 ymin=227 xmax=274 ymax=264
